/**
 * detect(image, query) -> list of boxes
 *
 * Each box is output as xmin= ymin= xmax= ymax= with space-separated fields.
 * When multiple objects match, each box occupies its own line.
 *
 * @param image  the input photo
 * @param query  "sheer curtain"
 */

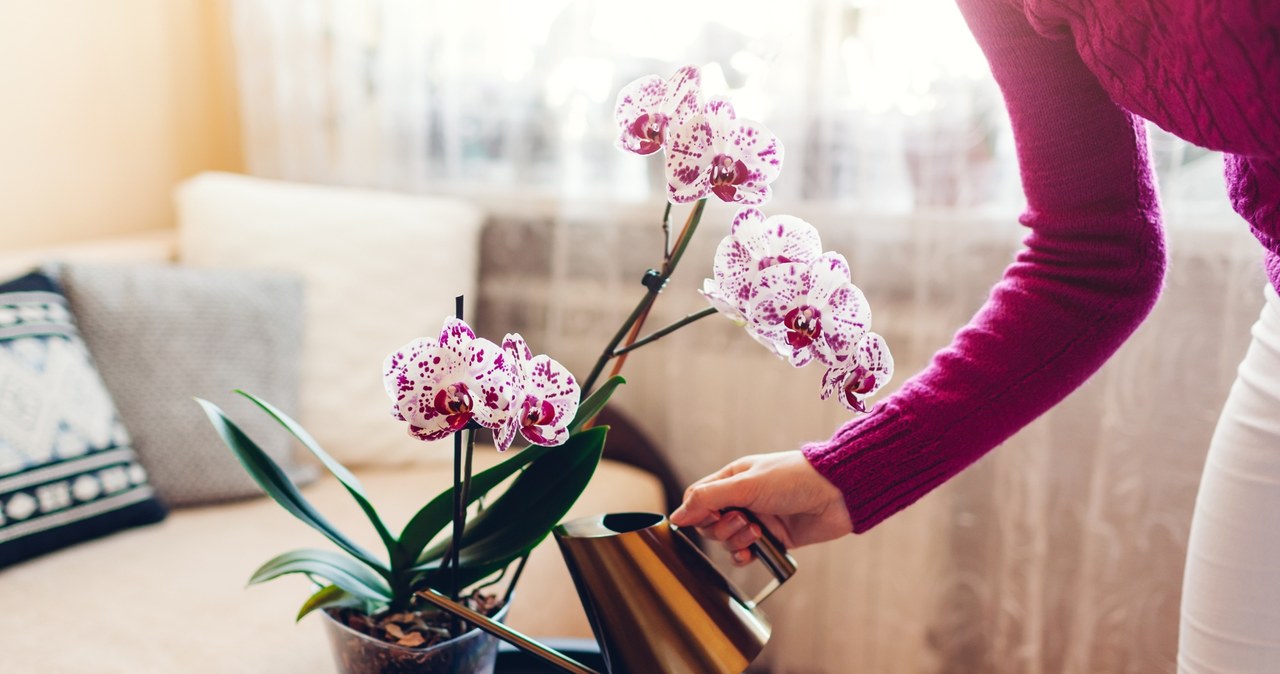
xmin=228 ymin=1 xmax=1257 ymax=672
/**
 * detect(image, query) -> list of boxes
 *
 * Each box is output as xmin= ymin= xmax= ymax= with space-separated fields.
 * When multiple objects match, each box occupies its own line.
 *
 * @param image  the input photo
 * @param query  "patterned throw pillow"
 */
xmin=0 ymin=271 xmax=166 ymax=568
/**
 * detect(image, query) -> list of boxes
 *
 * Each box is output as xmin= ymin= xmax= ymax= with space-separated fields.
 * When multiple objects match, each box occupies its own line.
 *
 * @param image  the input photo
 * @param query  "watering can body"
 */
xmin=554 ymin=511 xmax=794 ymax=674
xmin=417 ymin=510 xmax=795 ymax=674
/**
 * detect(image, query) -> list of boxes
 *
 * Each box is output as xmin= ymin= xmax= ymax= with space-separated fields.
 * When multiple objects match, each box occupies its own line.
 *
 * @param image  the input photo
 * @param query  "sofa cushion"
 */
xmin=175 ymin=172 xmax=486 ymax=468
xmin=0 ymin=451 xmax=665 ymax=673
xmin=59 ymin=263 xmax=316 ymax=506
xmin=0 ymin=270 xmax=166 ymax=567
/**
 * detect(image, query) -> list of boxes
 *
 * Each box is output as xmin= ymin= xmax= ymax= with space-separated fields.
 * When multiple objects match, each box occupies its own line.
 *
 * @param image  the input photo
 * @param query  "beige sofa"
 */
xmin=0 ymin=176 xmax=665 ymax=673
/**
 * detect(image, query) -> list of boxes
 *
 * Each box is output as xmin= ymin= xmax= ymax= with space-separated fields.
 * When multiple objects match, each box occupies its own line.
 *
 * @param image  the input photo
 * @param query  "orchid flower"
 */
xmin=748 ymin=253 xmax=871 ymax=368
xmin=666 ymin=97 xmax=783 ymax=205
xmin=614 ymin=66 xmax=702 ymax=156
xmin=701 ymin=207 xmax=824 ymax=323
xmin=822 ymin=331 xmax=894 ymax=413
xmin=495 ymin=333 xmax=581 ymax=451
xmin=383 ymin=317 xmax=515 ymax=443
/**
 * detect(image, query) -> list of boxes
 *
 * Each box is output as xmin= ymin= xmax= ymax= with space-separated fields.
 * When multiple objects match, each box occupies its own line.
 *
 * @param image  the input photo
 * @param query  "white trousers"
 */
xmin=1179 ymin=284 xmax=1280 ymax=673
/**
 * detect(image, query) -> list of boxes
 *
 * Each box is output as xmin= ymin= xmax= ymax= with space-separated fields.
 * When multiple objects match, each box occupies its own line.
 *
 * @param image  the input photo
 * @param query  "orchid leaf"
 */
xmin=396 ymin=441 xmax=552 ymax=568
xmin=414 ymin=426 xmax=607 ymax=591
xmin=568 ymin=376 xmax=624 ymax=433
xmin=251 ymin=548 xmax=392 ymax=605
xmin=296 ymin=584 xmax=367 ymax=622
xmin=233 ymin=390 xmax=398 ymax=561
xmin=197 ymin=399 xmax=388 ymax=575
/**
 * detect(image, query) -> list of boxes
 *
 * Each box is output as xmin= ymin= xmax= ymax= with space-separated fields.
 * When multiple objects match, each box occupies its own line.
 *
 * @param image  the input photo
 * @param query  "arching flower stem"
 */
xmin=580 ymin=198 xmax=707 ymax=398
xmin=613 ymin=306 xmax=718 ymax=357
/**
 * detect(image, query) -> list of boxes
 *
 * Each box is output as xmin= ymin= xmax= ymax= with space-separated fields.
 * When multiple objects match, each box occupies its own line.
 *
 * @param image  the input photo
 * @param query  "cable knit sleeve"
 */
xmin=802 ymin=0 xmax=1168 ymax=533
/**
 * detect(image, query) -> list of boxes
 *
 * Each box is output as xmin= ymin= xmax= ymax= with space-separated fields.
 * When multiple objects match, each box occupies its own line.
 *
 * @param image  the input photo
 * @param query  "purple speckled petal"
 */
xmin=705 ymin=97 xmax=736 ymax=126
xmin=709 ymin=236 xmax=757 ymax=317
xmin=614 ymin=75 xmax=668 ymax=155
xmin=810 ymin=254 xmax=870 ymax=366
xmin=665 ymin=117 xmax=713 ymax=203
xmin=467 ymin=337 xmax=516 ymax=431
xmin=494 ymin=416 xmax=519 ymax=452
xmin=709 ymin=118 xmax=783 ymax=205
xmin=748 ymin=262 xmax=810 ymax=359
xmin=808 ymin=252 xmax=853 ymax=306
xmin=858 ymin=332 xmax=894 ymax=388
xmin=759 ymin=214 xmax=822 ymax=266
xmin=729 ymin=207 xmax=765 ymax=237
xmin=437 ymin=316 xmax=478 ymax=362
xmin=502 ymin=333 xmax=533 ymax=367
xmin=518 ymin=354 xmax=579 ymax=447
xmin=394 ymin=343 xmax=469 ymax=433
xmin=383 ymin=337 xmax=431 ymax=403
xmin=821 ymin=332 xmax=894 ymax=412
xmin=408 ymin=422 xmax=456 ymax=443
xmin=699 ymin=279 xmax=747 ymax=324
xmin=663 ymin=66 xmax=703 ymax=127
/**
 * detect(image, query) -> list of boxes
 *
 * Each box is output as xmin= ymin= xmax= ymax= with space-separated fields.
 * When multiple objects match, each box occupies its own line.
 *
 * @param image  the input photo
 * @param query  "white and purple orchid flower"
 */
xmin=495 ymin=333 xmax=580 ymax=451
xmin=701 ymin=207 xmax=824 ymax=323
xmin=614 ymin=66 xmax=702 ymax=156
xmin=821 ymin=331 xmax=894 ymax=413
xmin=747 ymin=252 xmax=872 ymax=368
xmin=665 ymin=97 xmax=783 ymax=205
xmin=384 ymin=319 xmax=579 ymax=452
xmin=383 ymin=317 xmax=515 ymax=444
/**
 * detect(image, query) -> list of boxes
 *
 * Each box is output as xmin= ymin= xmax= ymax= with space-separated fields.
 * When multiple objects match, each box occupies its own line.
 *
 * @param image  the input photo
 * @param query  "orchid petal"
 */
xmin=517 ymin=355 xmax=579 ymax=447
xmin=729 ymin=207 xmax=765 ymax=236
xmin=663 ymin=66 xmax=702 ymax=127
xmin=705 ymin=97 xmax=736 ymax=126
xmin=665 ymin=117 xmax=713 ymax=203
xmin=466 ymin=337 xmax=516 ymax=431
xmin=614 ymin=75 xmax=669 ymax=155
xmin=822 ymin=332 xmax=894 ymax=413
xmin=699 ymin=279 xmax=747 ymax=324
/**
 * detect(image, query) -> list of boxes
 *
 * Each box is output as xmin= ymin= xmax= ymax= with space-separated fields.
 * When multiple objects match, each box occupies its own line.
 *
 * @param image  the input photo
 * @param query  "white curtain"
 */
xmin=228 ymin=2 xmax=1253 ymax=671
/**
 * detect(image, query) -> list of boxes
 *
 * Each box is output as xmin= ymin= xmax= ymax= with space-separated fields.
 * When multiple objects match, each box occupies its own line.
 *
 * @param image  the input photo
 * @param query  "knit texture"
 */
xmin=802 ymin=0 xmax=1280 ymax=532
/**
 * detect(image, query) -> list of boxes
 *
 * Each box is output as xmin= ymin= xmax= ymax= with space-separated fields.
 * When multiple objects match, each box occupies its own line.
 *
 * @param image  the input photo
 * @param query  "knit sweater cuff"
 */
xmin=802 ymin=404 xmax=940 ymax=534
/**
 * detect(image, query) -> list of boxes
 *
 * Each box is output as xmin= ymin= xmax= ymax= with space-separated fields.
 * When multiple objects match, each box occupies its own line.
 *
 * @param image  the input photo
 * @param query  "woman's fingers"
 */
xmin=670 ymin=474 xmax=755 ymax=527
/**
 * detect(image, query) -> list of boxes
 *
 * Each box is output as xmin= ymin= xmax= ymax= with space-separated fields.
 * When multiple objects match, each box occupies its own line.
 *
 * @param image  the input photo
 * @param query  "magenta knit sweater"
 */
xmin=803 ymin=0 xmax=1280 ymax=533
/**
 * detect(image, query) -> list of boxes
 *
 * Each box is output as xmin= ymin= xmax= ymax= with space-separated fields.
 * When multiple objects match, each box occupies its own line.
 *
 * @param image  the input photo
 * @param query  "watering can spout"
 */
xmin=417 ymin=510 xmax=796 ymax=674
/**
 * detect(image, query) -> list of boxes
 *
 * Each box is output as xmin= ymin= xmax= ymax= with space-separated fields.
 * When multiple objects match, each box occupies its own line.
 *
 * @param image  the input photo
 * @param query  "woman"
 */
xmin=670 ymin=1 xmax=1280 ymax=670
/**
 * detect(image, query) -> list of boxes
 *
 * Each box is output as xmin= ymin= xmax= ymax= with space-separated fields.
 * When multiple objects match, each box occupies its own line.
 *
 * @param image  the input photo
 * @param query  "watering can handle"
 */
xmin=723 ymin=507 xmax=798 ymax=608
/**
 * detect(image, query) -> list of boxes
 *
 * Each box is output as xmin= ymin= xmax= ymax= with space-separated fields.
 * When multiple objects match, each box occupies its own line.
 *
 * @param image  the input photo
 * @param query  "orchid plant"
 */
xmin=197 ymin=63 xmax=892 ymax=651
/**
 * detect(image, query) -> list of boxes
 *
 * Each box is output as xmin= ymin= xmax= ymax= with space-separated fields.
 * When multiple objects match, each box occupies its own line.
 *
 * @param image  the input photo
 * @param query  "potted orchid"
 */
xmin=198 ymin=64 xmax=892 ymax=674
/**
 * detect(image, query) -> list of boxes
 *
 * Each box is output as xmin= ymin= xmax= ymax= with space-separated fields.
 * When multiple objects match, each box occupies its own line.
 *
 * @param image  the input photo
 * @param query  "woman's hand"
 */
xmin=670 ymin=451 xmax=852 ymax=564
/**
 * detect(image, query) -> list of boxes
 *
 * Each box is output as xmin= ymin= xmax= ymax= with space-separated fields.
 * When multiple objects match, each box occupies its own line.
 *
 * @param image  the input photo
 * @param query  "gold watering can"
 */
xmin=417 ymin=509 xmax=797 ymax=674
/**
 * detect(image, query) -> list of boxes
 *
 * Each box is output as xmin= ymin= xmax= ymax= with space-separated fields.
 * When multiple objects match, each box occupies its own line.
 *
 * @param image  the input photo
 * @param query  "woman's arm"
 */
xmin=802 ymin=0 xmax=1168 ymax=532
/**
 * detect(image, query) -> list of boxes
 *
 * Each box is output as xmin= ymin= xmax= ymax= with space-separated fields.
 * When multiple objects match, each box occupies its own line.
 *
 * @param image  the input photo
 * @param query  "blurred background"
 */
xmin=0 ymin=1 xmax=1266 ymax=672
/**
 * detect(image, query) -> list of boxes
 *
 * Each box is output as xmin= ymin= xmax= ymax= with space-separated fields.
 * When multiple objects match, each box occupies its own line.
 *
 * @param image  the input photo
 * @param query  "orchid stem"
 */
xmin=580 ymin=199 xmax=707 ymax=397
xmin=612 ymin=306 xmax=717 ymax=357
xmin=449 ymin=429 xmax=463 ymax=626
xmin=501 ymin=554 xmax=531 ymax=607
xmin=448 ymin=295 xmax=466 ymax=634
xmin=661 ymin=201 xmax=673 ymax=259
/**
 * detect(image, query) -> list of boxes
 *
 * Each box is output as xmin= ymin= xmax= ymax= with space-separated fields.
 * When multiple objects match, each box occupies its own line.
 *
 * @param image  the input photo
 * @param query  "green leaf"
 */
xmin=296 ymin=584 xmax=367 ymax=622
xmin=396 ymin=441 xmax=552 ymax=568
xmin=414 ymin=426 xmax=607 ymax=591
xmin=196 ymin=398 xmax=388 ymax=575
xmin=251 ymin=548 xmax=392 ymax=604
xmin=568 ymin=376 xmax=624 ymax=434
xmin=233 ymin=390 xmax=399 ymax=561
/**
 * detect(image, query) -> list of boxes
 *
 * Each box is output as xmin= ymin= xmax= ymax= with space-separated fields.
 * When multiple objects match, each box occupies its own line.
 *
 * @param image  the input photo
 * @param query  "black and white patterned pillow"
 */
xmin=0 ymin=271 xmax=166 ymax=568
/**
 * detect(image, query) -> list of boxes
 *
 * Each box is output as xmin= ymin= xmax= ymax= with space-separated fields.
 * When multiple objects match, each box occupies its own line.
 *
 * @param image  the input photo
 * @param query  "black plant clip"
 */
xmin=640 ymin=268 xmax=667 ymax=293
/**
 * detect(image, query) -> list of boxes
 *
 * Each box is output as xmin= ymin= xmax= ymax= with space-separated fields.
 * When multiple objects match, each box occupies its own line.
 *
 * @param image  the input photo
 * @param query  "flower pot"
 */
xmin=321 ymin=603 xmax=508 ymax=674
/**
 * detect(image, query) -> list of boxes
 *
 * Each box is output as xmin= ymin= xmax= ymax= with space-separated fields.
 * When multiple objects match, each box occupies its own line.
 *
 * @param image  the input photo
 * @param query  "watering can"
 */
xmin=417 ymin=508 xmax=797 ymax=674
